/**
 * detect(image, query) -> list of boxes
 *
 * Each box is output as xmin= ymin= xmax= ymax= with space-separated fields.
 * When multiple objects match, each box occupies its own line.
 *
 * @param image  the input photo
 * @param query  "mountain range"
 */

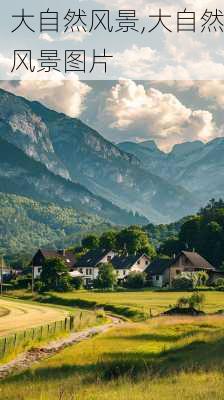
xmin=118 ymin=139 xmax=224 ymax=207
xmin=0 ymin=89 xmax=198 ymax=224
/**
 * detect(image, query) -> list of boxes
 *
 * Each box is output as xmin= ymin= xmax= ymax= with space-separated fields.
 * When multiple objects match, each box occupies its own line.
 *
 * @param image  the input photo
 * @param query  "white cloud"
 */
xmin=112 ymin=45 xmax=159 ymax=79
xmin=1 ymin=78 xmax=91 ymax=118
xmin=105 ymin=79 xmax=219 ymax=150
xmin=196 ymin=81 xmax=224 ymax=109
xmin=39 ymin=33 xmax=55 ymax=42
xmin=39 ymin=30 xmax=90 ymax=43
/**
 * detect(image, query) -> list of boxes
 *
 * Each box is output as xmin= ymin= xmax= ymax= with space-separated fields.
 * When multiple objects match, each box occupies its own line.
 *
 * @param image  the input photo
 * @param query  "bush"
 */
xmin=188 ymin=292 xmax=205 ymax=310
xmin=126 ymin=272 xmax=146 ymax=289
xmin=176 ymin=292 xmax=205 ymax=310
xmin=72 ymin=276 xmax=83 ymax=290
xmin=172 ymin=276 xmax=194 ymax=290
xmin=57 ymin=274 xmax=73 ymax=292
xmin=214 ymin=278 xmax=224 ymax=287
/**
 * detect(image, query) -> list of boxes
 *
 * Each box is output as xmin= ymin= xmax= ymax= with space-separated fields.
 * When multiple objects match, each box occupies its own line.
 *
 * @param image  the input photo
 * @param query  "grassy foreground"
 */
xmin=1 ymin=315 xmax=224 ymax=399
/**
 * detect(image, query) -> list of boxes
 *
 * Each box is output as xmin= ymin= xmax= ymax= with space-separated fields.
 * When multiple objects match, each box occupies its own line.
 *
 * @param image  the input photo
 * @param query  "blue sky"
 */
xmin=0 ymin=1 xmax=224 ymax=150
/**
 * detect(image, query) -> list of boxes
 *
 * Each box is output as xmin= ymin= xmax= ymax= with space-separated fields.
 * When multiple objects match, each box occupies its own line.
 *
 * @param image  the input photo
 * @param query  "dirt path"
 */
xmin=0 ymin=316 xmax=123 ymax=380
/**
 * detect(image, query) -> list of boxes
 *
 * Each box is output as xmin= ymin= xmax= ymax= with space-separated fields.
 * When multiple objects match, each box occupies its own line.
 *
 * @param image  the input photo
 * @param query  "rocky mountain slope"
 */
xmin=118 ymin=138 xmax=224 ymax=206
xmin=0 ymin=136 xmax=146 ymax=226
xmin=0 ymin=89 xmax=198 ymax=223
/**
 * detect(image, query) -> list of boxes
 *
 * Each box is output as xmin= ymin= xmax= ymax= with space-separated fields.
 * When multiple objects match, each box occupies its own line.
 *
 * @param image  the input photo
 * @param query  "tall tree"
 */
xmin=116 ymin=226 xmax=156 ymax=257
xmin=95 ymin=263 xmax=117 ymax=289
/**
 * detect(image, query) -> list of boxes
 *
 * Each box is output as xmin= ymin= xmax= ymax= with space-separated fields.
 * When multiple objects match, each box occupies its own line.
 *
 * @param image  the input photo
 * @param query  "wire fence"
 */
xmin=0 ymin=315 xmax=74 ymax=360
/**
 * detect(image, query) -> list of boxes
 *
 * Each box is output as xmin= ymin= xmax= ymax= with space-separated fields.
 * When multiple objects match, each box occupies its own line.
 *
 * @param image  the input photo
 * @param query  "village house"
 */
xmin=32 ymin=249 xmax=77 ymax=279
xmin=75 ymin=249 xmax=151 ymax=285
xmin=146 ymin=251 xmax=216 ymax=288
xmin=75 ymin=248 xmax=117 ymax=286
xmin=111 ymin=254 xmax=151 ymax=282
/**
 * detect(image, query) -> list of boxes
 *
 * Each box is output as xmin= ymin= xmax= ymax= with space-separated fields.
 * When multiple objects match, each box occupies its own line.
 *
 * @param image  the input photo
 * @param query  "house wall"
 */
xmin=152 ymin=275 xmax=163 ymax=288
xmin=33 ymin=266 xmax=42 ymax=279
xmin=77 ymin=251 xmax=116 ymax=285
xmin=130 ymin=255 xmax=150 ymax=273
xmin=78 ymin=254 xmax=150 ymax=285
xmin=164 ymin=254 xmax=212 ymax=286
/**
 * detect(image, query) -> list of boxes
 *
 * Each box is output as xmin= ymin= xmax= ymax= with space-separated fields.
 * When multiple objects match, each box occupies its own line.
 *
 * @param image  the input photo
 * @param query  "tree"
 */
xmin=196 ymin=271 xmax=209 ymax=287
xmin=95 ymin=263 xmax=117 ymax=290
xmin=159 ymin=237 xmax=184 ymax=257
xmin=116 ymin=226 xmax=156 ymax=257
xmin=99 ymin=231 xmax=117 ymax=250
xmin=40 ymin=257 xmax=71 ymax=291
xmin=126 ymin=272 xmax=146 ymax=289
xmin=81 ymin=234 xmax=99 ymax=250
xmin=72 ymin=276 xmax=83 ymax=290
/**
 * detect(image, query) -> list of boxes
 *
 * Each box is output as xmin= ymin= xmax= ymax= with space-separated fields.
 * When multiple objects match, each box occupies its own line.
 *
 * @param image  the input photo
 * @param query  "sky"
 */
xmin=0 ymin=0 xmax=224 ymax=150
xmin=1 ymin=79 xmax=224 ymax=152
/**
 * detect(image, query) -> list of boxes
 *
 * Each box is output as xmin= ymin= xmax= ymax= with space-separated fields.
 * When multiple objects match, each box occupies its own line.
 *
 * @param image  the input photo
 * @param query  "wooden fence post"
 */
xmin=3 ymin=337 xmax=7 ymax=356
xmin=70 ymin=316 xmax=74 ymax=331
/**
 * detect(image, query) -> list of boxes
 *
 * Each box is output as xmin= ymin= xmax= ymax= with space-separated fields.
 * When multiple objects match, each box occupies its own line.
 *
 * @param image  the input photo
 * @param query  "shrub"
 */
xmin=172 ymin=276 xmax=194 ymax=290
xmin=126 ymin=272 xmax=146 ymax=289
xmin=188 ymin=292 xmax=205 ymax=310
xmin=72 ymin=276 xmax=83 ymax=290
xmin=176 ymin=292 xmax=205 ymax=310
xmin=214 ymin=278 xmax=224 ymax=287
xmin=57 ymin=274 xmax=73 ymax=292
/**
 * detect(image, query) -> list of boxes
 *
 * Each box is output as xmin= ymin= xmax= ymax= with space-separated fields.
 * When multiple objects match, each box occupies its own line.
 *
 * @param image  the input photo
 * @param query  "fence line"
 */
xmin=0 ymin=315 xmax=74 ymax=360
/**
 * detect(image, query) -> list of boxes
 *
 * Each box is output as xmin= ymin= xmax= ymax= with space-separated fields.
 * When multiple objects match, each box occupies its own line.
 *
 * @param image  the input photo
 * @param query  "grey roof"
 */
xmin=112 ymin=254 xmax=149 ymax=270
xmin=146 ymin=258 xmax=171 ymax=275
xmin=75 ymin=248 xmax=111 ymax=268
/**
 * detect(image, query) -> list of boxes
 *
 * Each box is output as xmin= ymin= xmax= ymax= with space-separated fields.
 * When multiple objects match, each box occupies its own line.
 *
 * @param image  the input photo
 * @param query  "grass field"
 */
xmin=1 ymin=315 xmax=224 ymax=399
xmin=31 ymin=289 xmax=224 ymax=319
xmin=0 ymin=298 xmax=69 ymax=337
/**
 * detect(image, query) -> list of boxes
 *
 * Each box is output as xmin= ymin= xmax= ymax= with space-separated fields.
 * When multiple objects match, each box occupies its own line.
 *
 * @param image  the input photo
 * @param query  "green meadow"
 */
xmin=1 ymin=315 xmax=224 ymax=400
xmin=34 ymin=289 xmax=224 ymax=319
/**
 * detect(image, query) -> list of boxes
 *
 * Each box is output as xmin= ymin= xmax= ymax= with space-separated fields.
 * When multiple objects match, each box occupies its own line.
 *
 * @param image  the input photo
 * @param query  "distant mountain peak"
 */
xmin=170 ymin=141 xmax=205 ymax=157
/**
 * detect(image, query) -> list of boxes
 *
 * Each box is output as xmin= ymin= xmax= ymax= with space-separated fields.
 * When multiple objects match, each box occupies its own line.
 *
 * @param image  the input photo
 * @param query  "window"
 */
xmin=123 ymin=270 xmax=126 ymax=276
xmin=155 ymin=275 xmax=160 ymax=281
xmin=89 ymin=269 xmax=92 ymax=275
xmin=79 ymin=268 xmax=83 ymax=274
xmin=145 ymin=260 xmax=149 ymax=265
xmin=137 ymin=260 xmax=141 ymax=265
xmin=107 ymin=256 xmax=112 ymax=261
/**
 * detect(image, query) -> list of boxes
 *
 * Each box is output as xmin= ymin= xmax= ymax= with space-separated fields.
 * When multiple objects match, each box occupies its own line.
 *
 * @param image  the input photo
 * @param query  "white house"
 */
xmin=111 ymin=254 xmax=151 ymax=281
xmin=75 ymin=248 xmax=116 ymax=286
xmin=76 ymin=248 xmax=151 ymax=285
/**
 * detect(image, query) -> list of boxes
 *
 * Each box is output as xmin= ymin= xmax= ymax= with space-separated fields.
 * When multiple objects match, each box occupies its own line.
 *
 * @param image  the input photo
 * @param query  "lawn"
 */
xmin=1 ymin=315 xmax=224 ymax=400
xmin=0 ymin=298 xmax=68 ymax=337
xmin=41 ymin=289 xmax=224 ymax=318
xmin=7 ymin=289 xmax=224 ymax=321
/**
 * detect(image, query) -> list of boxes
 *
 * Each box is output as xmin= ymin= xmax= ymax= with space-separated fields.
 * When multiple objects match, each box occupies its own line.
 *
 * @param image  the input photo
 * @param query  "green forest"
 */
xmin=0 ymin=193 xmax=110 ymax=262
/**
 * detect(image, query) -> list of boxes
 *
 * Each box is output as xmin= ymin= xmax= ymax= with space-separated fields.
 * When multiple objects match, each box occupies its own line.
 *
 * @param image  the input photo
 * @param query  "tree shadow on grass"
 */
xmin=4 ymin=334 xmax=224 ymax=386
xmin=104 ymin=330 xmax=207 ymax=343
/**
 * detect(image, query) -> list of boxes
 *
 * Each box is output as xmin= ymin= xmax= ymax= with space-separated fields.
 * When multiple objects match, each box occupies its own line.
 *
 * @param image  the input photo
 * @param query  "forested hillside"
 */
xmin=0 ymin=193 xmax=110 ymax=260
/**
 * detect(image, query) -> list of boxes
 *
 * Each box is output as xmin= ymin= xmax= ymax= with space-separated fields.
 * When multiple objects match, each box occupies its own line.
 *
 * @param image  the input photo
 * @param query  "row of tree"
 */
xmin=159 ymin=199 xmax=224 ymax=268
xmin=75 ymin=225 xmax=156 ymax=258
